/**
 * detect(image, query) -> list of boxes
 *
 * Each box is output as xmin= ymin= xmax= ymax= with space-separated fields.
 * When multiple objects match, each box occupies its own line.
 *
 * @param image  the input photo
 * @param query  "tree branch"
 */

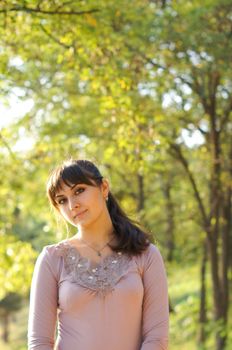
xmin=0 ymin=6 xmax=99 ymax=16
xmin=179 ymin=115 xmax=208 ymax=136
xmin=125 ymin=43 xmax=193 ymax=88
xmin=39 ymin=24 xmax=72 ymax=49
xmin=0 ymin=133 xmax=17 ymax=160
xmin=169 ymin=143 xmax=209 ymax=230
xmin=191 ymin=70 xmax=210 ymax=115
xmin=220 ymin=95 xmax=232 ymax=131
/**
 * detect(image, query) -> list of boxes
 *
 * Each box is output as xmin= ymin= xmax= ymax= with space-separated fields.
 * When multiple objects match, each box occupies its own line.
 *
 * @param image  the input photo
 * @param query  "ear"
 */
xmin=101 ymin=178 xmax=110 ymax=199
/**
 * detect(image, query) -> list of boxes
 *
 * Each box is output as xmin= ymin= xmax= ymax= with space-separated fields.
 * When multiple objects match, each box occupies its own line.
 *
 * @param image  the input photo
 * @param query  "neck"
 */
xmin=75 ymin=211 xmax=115 ymax=248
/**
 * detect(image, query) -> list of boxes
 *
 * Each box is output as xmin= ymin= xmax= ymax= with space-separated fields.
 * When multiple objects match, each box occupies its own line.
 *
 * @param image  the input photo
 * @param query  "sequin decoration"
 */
xmin=55 ymin=241 xmax=132 ymax=296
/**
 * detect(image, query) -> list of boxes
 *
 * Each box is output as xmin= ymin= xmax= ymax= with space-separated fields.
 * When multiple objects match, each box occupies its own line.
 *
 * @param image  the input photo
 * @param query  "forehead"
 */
xmin=55 ymin=182 xmax=83 ymax=196
xmin=54 ymin=180 xmax=98 ymax=197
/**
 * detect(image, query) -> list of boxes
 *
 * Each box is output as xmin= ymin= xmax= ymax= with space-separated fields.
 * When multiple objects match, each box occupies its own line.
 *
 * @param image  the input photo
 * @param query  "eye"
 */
xmin=74 ymin=187 xmax=85 ymax=195
xmin=57 ymin=198 xmax=66 ymax=205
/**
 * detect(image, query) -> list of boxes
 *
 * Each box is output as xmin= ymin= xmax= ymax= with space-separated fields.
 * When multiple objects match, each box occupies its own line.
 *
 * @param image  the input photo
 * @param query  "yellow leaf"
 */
xmin=85 ymin=14 xmax=97 ymax=27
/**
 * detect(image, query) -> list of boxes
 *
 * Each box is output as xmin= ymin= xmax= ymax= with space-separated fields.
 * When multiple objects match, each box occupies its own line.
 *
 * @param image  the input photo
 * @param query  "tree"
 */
xmin=0 ymin=1 xmax=231 ymax=349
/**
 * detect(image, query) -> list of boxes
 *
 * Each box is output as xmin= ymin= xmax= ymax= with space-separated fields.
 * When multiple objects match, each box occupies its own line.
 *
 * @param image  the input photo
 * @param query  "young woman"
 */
xmin=28 ymin=159 xmax=169 ymax=350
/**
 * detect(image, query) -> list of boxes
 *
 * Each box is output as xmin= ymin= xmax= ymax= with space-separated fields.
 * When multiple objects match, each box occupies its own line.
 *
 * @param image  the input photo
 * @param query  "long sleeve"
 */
xmin=140 ymin=245 xmax=169 ymax=350
xmin=28 ymin=246 xmax=58 ymax=350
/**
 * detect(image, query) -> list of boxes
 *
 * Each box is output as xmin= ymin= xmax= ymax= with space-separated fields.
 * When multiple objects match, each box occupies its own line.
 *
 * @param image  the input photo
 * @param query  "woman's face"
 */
xmin=54 ymin=179 xmax=109 ymax=228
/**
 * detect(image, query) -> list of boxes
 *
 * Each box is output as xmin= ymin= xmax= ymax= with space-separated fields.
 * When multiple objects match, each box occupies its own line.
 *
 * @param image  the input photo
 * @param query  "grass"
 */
xmin=168 ymin=262 xmax=232 ymax=350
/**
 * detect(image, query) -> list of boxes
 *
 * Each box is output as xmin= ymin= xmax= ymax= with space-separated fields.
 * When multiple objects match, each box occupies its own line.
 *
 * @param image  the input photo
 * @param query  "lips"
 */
xmin=74 ymin=210 xmax=87 ymax=219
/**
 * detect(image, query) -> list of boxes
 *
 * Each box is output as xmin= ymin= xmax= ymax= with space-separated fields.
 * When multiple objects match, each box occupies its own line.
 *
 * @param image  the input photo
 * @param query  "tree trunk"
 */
xmin=2 ymin=311 xmax=10 ymax=343
xmin=169 ymin=136 xmax=230 ymax=350
xmin=137 ymin=173 xmax=145 ymax=212
xmin=206 ymin=88 xmax=230 ymax=349
xmin=198 ymin=241 xmax=207 ymax=346
xmin=215 ymin=187 xmax=231 ymax=350
xmin=162 ymin=178 xmax=175 ymax=261
xmin=168 ymin=68 xmax=231 ymax=350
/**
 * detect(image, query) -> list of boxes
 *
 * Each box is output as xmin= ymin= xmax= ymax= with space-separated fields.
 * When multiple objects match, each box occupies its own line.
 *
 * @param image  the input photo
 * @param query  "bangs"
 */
xmin=61 ymin=164 xmax=96 ymax=187
xmin=47 ymin=163 xmax=102 ymax=207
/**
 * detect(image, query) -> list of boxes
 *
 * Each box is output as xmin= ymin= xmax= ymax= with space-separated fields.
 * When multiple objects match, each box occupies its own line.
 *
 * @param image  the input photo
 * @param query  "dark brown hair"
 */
xmin=47 ymin=159 xmax=151 ymax=255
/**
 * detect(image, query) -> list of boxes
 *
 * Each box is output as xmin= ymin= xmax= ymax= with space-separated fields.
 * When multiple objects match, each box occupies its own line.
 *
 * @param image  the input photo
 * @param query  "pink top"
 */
xmin=28 ymin=241 xmax=169 ymax=350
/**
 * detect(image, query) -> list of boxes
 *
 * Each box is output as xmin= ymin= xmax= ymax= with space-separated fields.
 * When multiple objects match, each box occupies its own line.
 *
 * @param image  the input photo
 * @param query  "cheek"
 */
xmin=86 ymin=191 xmax=103 ymax=205
xmin=89 ymin=194 xmax=105 ymax=214
xmin=96 ymin=197 xmax=106 ymax=215
xmin=59 ymin=207 xmax=71 ymax=220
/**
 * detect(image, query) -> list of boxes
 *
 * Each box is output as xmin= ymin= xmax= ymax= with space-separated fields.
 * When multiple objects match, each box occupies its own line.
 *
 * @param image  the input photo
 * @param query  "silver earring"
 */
xmin=106 ymin=196 xmax=109 ymax=201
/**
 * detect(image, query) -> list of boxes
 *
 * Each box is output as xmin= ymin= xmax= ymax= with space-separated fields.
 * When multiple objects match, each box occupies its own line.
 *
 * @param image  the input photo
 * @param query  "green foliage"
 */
xmin=0 ymin=0 xmax=231 ymax=348
xmin=0 ymin=234 xmax=37 ymax=299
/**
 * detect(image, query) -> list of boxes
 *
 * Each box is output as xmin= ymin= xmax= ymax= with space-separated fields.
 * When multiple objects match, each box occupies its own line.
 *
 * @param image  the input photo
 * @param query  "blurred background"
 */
xmin=0 ymin=1 xmax=231 ymax=349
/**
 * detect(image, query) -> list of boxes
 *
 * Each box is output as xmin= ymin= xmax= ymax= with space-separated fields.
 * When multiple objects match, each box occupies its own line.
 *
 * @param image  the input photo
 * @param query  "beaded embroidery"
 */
xmin=55 ymin=241 xmax=132 ymax=296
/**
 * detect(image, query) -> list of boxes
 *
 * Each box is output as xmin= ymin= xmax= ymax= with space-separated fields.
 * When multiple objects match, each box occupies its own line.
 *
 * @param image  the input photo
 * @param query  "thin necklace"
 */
xmin=79 ymin=236 xmax=115 ymax=257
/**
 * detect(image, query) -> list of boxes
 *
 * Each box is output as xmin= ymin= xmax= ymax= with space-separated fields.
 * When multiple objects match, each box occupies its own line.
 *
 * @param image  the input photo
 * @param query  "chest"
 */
xmin=55 ymin=241 xmax=144 ymax=310
xmin=58 ymin=260 xmax=144 ymax=313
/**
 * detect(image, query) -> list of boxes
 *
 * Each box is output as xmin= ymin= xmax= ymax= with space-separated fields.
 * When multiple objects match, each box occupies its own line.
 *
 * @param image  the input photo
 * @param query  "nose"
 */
xmin=68 ymin=197 xmax=80 ymax=211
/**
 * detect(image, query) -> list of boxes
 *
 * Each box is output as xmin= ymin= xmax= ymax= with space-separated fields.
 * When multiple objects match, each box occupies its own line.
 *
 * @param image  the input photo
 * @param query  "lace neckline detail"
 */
xmin=60 ymin=240 xmax=121 ymax=269
xmin=55 ymin=241 xmax=132 ymax=296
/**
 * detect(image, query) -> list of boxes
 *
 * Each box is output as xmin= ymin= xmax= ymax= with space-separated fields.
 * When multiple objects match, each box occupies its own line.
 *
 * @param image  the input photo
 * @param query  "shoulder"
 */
xmin=40 ymin=240 xmax=70 ymax=258
xmin=144 ymin=243 xmax=160 ymax=254
xmin=141 ymin=243 xmax=163 ymax=261
xmin=35 ymin=242 xmax=66 ymax=279
xmin=36 ymin=241 xmax=70 ymax=266
xmin=134 ymin=243 xmax=166 ymax=274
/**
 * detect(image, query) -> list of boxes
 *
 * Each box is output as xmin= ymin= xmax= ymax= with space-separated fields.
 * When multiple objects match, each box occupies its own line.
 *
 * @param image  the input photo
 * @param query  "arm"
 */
xmin=28 ymin=246 xmax=58 ymax=350
xmin=140 ymin=245 xmax=169 ymax=350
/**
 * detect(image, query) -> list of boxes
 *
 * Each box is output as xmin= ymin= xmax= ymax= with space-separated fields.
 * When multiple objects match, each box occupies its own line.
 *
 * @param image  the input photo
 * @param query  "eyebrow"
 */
xmin=55 ymin=183 xmax=82 ymax=198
